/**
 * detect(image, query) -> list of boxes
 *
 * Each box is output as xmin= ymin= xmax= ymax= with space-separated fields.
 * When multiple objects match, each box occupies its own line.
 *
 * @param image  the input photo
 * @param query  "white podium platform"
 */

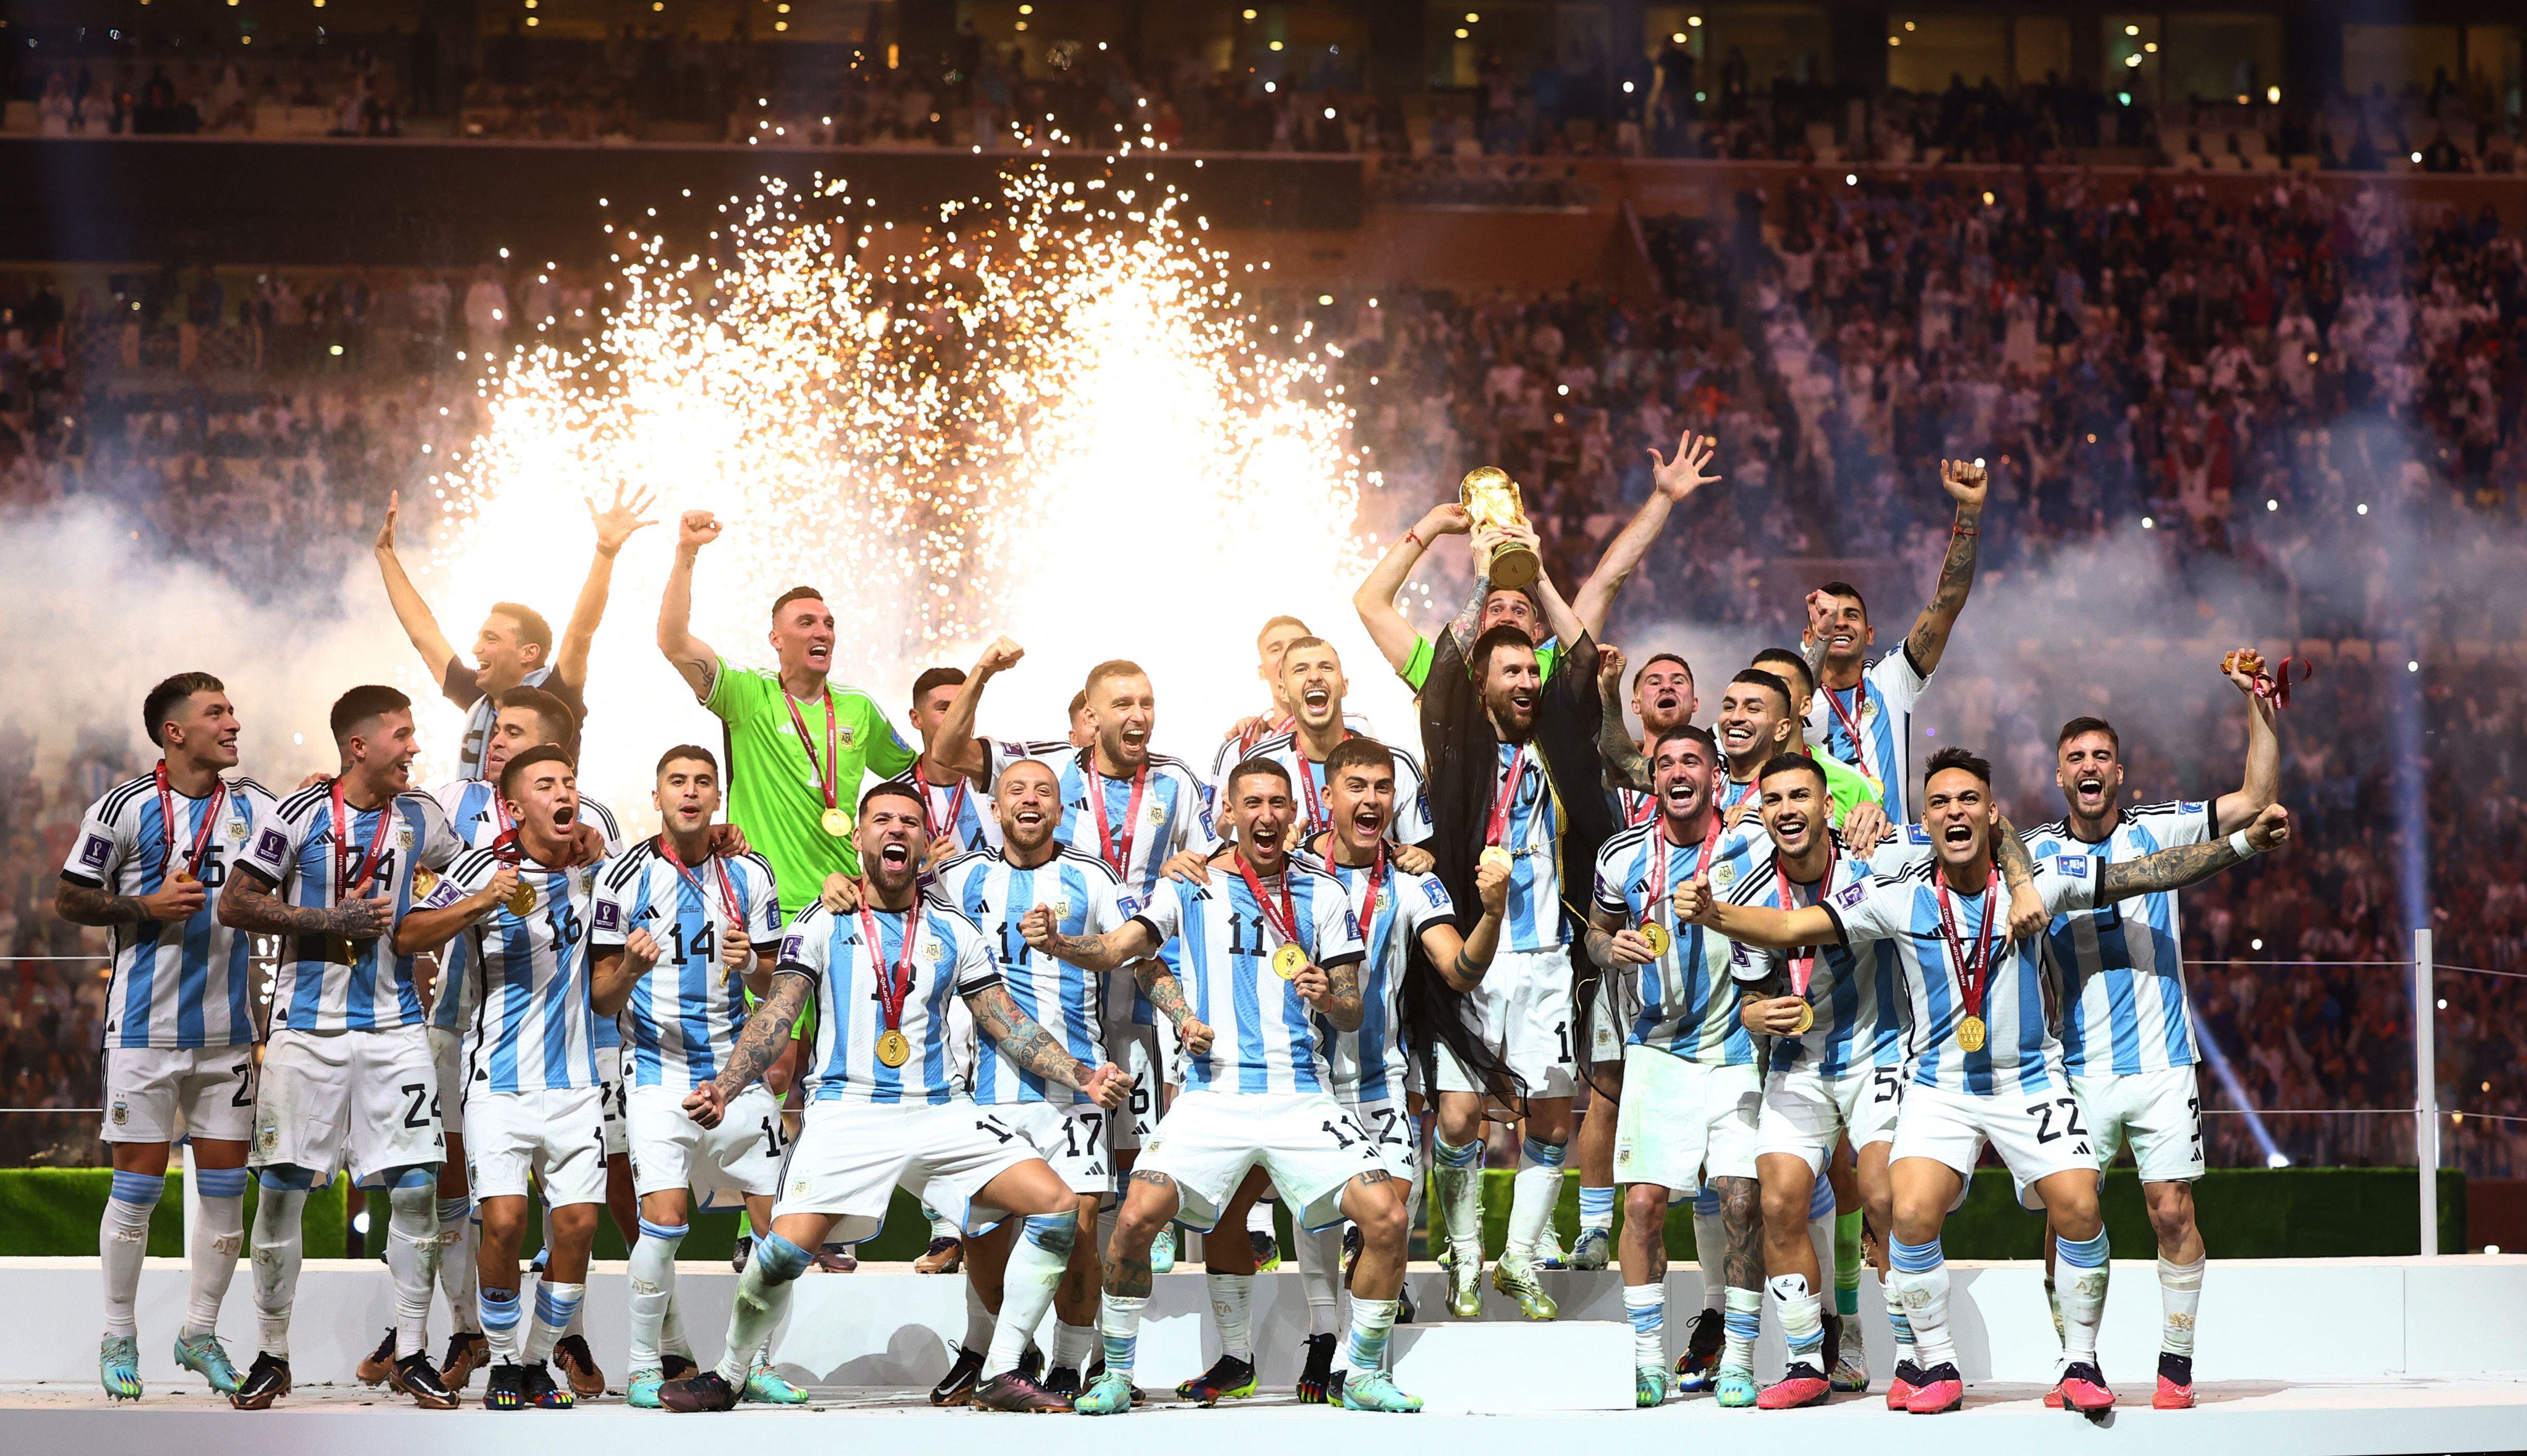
xmin=3 ymin=1255 xmax=2523 ymax=1453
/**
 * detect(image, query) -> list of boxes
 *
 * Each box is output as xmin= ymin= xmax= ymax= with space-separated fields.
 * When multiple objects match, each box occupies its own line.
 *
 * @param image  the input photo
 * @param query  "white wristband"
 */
xmin=2227 ymin=829 xmax=2257 ymax=860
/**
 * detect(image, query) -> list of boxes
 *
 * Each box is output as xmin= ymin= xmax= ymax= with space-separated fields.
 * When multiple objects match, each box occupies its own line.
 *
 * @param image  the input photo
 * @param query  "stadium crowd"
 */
xmin=3 ymin=167 xmax=2524 ymax=1176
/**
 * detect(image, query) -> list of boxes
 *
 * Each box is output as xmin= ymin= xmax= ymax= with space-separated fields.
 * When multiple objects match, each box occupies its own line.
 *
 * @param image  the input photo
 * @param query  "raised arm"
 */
xmin=218 ymin=867 xmax=394 ymax=941
xmin=1992 ymin=810 xmax=2046 ymax=939
xmin=1021 ymin=908 xmax=1160 ymax=974
xmin=1594 ymin=645 xmax=1652 ymax=792
xmin=1904 ymin=459 xmax=1988 ymax=675
xmin=372 ymin=490 xmax=460 ymax=681
xmin=2098 ymin=804 xmax=2291 ymax=900
xmin=931 ymin=637 xmax=1023 ymax=784
xmin=1570 ymin=428 xmax=1719 ymax=636
xmin=966 ymin=982 xmax=1124 ymax=1104
xmin=658 ymin=509 xmax=725 ymax=702
xmin=2214 ymin=651 xmax=2282 ymax=834
xmin=1521 ymin=532 xmax=1588 ymax=649
xmin=1353 ymin=501 xmax=1472 ymax=673
xmin=551 ymin=486 xmax=658 ymax=696
xmin=1680 ymin=877 xmax=1842 ymax=950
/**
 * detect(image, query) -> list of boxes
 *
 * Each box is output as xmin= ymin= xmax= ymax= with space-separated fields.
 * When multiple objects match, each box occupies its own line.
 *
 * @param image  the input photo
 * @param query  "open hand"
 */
xmin=1647 ymin=428 xmax=1721 ymax=501
xmin=588 ymin=484 xmax=659 ymax=555
xmin=373 ymin=489 xmax=402 ymax=554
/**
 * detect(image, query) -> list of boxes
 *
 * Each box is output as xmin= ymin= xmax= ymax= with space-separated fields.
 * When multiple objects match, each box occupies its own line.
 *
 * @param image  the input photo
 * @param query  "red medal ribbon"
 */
xmin=1649 ymin=802 xmax=1724 ymax=929
xmin=153 ymin=761 xmax=226 ymax=884
xmin=912 ymin=760 xmax=971 ymax=846
xmin=856 ymin=901 xmax=922 ymax=1036
xmin=1294 ymin=730 xmax=1354 ymax=836
xmin=1486 ymin=744 xmax=1531 ymax=849
xmin=1932 ymin=864 xmax=2000 ymax=1031
xmin=1086 ymin=753 xmax=1149 ymax=878
xmin=659 ymin=834 xmax=745 ymax=933
xmin=1775 ymin=842 xmax=1836 ymax=999
xmin=1625 ymin=786 xmax=1656 ymax=826
xmin=783 ymin=685 xmax=842 ymax=814
xmin=328 ymin=777 xmax=391 ymax=902
xmin=1821 ymin=679 xmax=1876 ymax=775
xmin=2250 ymin=656 xmax=2314 ymax=709
xmin=1237 ymin=712 xmax=1295 ymax=759
xmin=1234 ymin=851 xmax=1302 ymax=958
xmin=1352 ymin=846 xmax=1387 ymax=954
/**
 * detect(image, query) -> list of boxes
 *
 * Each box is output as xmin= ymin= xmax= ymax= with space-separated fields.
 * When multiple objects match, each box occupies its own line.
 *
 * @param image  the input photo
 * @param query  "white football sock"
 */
xmin=2158 ymin=1256 xmax=2203 ymax=1357
xmin=1053 ymin=1319 xmax=1097 ymax=1372
xmin=249 ymin=1186 xmax=308 ymax=1358
xmin=1769 ymin=1273 xmax=1826 ymax=1373
xmin=1693 ymin=1207 xmax=1726 ymax=1310
xmin=436 ymin=1197 xmax=480 ymax=1335
xmin=384 ymin=1181 xmax=443 ymax=1358
xmin=1345 ymin=1296 xmax=1400 ymax=1374
xmin=1890 ymin=1238 xmax=1953 ymax=1368
xmin=1207 ymin=1270 xmax=1255 ymax=1361
xmin=525 ymin=1280 xmax=584 ymax=1365
xmin=1623 ymin=1282 xmax=1665 ymax=1369
xmin=1298 ymin=1224 xmax=1344 ymax=1337
xmin=984 ymin=1215 xmax=1074 ymax=1378
xmin=1722 ymin=1286 xmax=1761 ymax=1374
xmin=1504 ymin=1137 xmax=1566 ymax=1258
xmin=1097 ymin=1293 xmax=1148 ymax=1382
xmin=1433 ymin=1138 xmax=1484 ymax=1261
xmin=184 ymin=1170 xmax=249 ymax=1337
xmin=2055 ymin=1230 xmax=2111 ymax=1362
xmin=99 ymin=1171 xmax=162 ymax=1340
xmin=627 ymin=1219 xmax=686 ymax=1371
xmin=713 ymin=1235 xmax=808 ymax=1384
xmin=962 ymin=1272 xmax=996 ymax=1352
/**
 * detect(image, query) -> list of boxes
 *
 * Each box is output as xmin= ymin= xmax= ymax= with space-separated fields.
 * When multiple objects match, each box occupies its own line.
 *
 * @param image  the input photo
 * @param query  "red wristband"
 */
xmin=1405 ymin=529 xmax=1425 ymax=550
xmin=1953 ymin=524 xmax=1979 ymax=537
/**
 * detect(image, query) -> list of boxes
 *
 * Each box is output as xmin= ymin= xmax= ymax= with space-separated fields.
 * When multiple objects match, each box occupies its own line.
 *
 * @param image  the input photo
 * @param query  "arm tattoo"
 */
xmin=2098 ymin=837 xmax=2243 ymax=901
xmin=56 ymin=884 xmax=150 ymax=926
xmin=1906 ymin=514 xmax=1981 ymax=667
xmin=714 ymin=972 xmax=809 ymax=1101
xmin=1320 ymin=960 xmax=1364 ymax=1031
xmin=219 ymin=875 xmax=387 ymax=937
xmin=1134 ymin=959 xmax=1197 ymax=1033
xmin=1037 ymin=928 xmax=1112 ymax=968
xmin=1445 ymin=563 xmax=1492 ymax=657
xmin=1599 ymin=711 xmax=1651 ymax=792
xmin=1993 ymin=813 xmax=2036 ymax=890
xmin=1802 ymin=629 xmax=1831 ymax=684
xmin=969 ymin=983 xmax=1091 ymax=1089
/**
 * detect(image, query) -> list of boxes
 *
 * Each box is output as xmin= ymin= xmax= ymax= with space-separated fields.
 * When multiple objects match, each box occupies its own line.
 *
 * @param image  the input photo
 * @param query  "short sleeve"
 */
xmin=2039 ymin=857 xmax=2101 ymax=917
xmin=440 ymin=657 xmax=485 ymax=712
xmin=859 ymin=698 xmax=916 ymax=779
xmin=442 ymin=850 xmax=498 ymax=899
xmin=1400 ymin=634 xmax=1434 ymax=690
xmin=1871 ymin=642 xmax=1931 ymax=710
xmin=1311 ymin=879 xmax=1366 ymax=968
xmin=1857 ymin=826 xmax=1935 ymax=876
xmin=1129 ymin=882 xmax=1184 ymax=949
xmin=747 ymin=861 xmax=785 ymax=946
xmin=2133 ymin=801 xmax=2215 ymax=850
xmin=1823 ymin=875 xmax=1909 ymax=948
xmin=950 ymin=923 xmax=1002 ymax=995
xmin=1171 ymin=771 xmax=1220 ymax=855
xmin=1400 ymin=871 xmax=1460 ymax=938
xmin=701 ymin=654 xmax=747 ymax=718
xmin=776 ymin=906 xmax=830 ymax=985
xmin=1591 ymin=840 xmax=1631 ymax=916
xmin=588 ymin=870 xmax=630 ymax=950
xmin=1390 ymin=753 xmax=1435 ymax=846
xmin=59 ymin=799 xmax=129 ymax=888
xmin=413 ymin=796 xmax=460 ymax=871
xmin=240 ymin=811 xmax=304 ymax=888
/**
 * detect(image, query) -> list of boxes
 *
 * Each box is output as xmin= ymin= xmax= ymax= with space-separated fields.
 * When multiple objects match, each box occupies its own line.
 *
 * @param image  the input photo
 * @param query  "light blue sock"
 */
xmin=1578 ymin=1184 xmax=1616 ymax=1234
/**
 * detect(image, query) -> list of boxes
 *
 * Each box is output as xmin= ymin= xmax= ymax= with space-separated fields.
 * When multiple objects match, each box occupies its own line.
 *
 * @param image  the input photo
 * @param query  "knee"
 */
xmin=1716 ymin=1176 xmax=1758 ymax=1230
xmin=1623 ymin=1186 xmax=1668 ymax=1229
xmin=2144 ymin=1189 xmax=2193 ymax=1246
xmin=1758 ymin=1179 xmax=1806 ymax=1232
xmin=1356 ymin=1189 xmax=1408 ymax=1249
xmin=1023 ymin=1212 xmax=1079 ymax=1259
xmin=476 ymin=1202 xmax=525 ymax=1243
xmin=753 ymin=1231 xmax=813 ymax=1285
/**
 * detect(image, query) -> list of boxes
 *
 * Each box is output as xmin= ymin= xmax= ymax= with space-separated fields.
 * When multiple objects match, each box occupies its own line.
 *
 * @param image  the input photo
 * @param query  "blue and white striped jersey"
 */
xmin=1804 ymin=646 xmax=1929 ymax=822
xmin=1206 ymin=712 xmax=1374 ymax=807
xmin=2022 ymin=801 xmax=2216 ymax=1077
xmin=434 ymin=846 xmax=603 ymax=1094
xmin=1821 ymin=856 xmax=2101 ymax=1096
xmin=934 ymin=846 xmax=1120 ymax=1107
xmin=1236 ymin=729 xmax=1433 ymax=847
xmin=590 ymin=841 xmax=784 ymax=1092
xmin=62 ymin=772 xmax=277 ymax=1050
xmin=1309 ymin=852 xmax=1458 ymax=1102
xmin=1052 ymin=749 xmax=1216 ymax=1025
xmin=428 ymin=778 xmax=624 ymax=1037
xmin=1721 ymin=836 xmax=1913 ymax=1077
xmin=1492 ymin=741 xmax=1568 ymax=952
xmin=241 ymin=783 xmax=460 ymax=1033
xmin=1127 ymin=861 xmax=1366 ymax=1095
xmin=776 ymin=898 xmax=1002 ymax=1105
xmin=1590 ymin=819 xmax=1765 ymax=1064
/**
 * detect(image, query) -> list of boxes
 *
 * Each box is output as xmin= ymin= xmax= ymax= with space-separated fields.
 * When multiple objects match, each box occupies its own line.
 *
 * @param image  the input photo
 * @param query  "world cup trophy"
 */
xmin=1459 ymin=465 xmax=1539 ymax=590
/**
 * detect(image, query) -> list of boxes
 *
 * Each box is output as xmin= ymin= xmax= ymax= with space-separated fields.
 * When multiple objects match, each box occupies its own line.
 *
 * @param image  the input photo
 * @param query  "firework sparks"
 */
xmin=414 ymin=166 xmax=1401 ymax=812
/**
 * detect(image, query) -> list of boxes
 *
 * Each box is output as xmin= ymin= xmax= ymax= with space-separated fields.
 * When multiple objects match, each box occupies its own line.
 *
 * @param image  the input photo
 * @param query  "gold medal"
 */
xmin=326 ymin=936 xmax=353 ymax=965
xmin=1639 ymin=922 xmax=1670 ymax=957
xmin=1790 ymin=1002 xmax=1815 ymax=1036
xmin=506 ymin=881 xmax=538 ymax=917
xmin=1957 ymin=1014 xmax=1987 ymax=1053
xmin=1479 ymin=845 xmax=1513 ymax=873
xmin=822 ymin=807 xmax=853 ymax=838
xmin=874 ymin=1028 xmax=911 ymax=1067
xmin=171 ymin=871 xmax=197 ymax=886
xmin=1272 ymin=942 xmax=1306 ymax=980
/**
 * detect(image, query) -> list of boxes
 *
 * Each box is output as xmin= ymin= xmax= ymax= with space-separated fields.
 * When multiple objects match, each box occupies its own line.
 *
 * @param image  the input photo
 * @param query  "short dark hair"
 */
xmin=1472 ymin=623 xmax=1538 ymax=677
xmin=1924 ymin=745 xmax=1992 ymax=790
xmin=496 ymin=684 xmax=578 ymax=750
xmin=143 ymin=672 xmax=225 ymax=747
xmin=1758 ymin=752 xmax=1831 ymax=795
xmin=771 ymin=586 xmax=826 ymax=623
xmin=1750 ymin=648 xmax=1814 ymax=698
xmin=487 ymin=601 xmax=554 ymax=664
xmin=1225 ymin=756 xmax=1293 ymax=798
xmin=1818 ymin=579 xmax=1869 ymax=623
xmin=2056 ymin=716 xmax=2120 ymax=753
xmin=859 ymin=779 xmax=927 ymax=817
xmin=1728 ymin=667 xmax=1793 ymax=714
xmin=656 ymin=743 xmax=718 ymax=777
xmin=1630 ymin=652 xmax=1692 ymax=692
xmin=1084 ymin=660 xmax=1147 ymax=698
xmin=1324 ymin=737 xmax=1396 ymax=782
xmin=499 ymin=742 xmax=573 ymax=801
xmin=912 ymin=666 xmax=967 ymax=706
xmin=330 ymin=685 xmax=412 ymax=745
xmin=1648 ymin=723 xmax=1719 ymax=760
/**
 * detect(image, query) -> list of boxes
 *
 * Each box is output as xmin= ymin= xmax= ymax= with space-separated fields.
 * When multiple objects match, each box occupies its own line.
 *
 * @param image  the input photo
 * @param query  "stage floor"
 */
xmin=8 ymin=1375 xmax=2526 ymax=1456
